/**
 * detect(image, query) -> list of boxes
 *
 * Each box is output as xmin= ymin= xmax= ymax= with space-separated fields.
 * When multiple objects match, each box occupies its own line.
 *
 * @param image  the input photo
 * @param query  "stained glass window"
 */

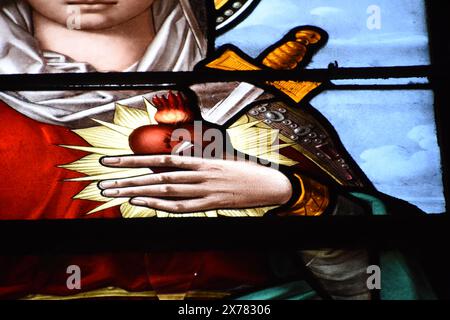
xmin=0 ymin=0 xmax=448 ymax=301
xmin=218 ymin=0 xmax=444 ymax=213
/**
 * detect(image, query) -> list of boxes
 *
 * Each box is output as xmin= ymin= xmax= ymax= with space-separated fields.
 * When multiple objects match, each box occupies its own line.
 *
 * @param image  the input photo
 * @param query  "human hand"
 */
xmin=99 ymin=155 xmax=293 ymax=213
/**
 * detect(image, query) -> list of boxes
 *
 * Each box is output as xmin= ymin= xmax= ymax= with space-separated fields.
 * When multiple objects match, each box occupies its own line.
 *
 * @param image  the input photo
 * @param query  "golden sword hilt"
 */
xmin=262 ymin=29 xmax=323 ymax=70
xmin=205 ymin=27 xmax=326 ymax=103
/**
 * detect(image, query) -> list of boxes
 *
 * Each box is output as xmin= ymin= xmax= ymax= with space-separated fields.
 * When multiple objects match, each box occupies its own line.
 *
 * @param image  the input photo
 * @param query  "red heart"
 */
xmin=128 ymin=124 xmax=177 ymax=155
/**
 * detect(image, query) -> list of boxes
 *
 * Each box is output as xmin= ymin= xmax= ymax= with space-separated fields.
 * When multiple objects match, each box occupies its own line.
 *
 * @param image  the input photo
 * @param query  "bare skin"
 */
xmin=30 ymin=0 xmax=156 ymax=71
xmin=99 ymin=155 xmax=293 ymax=213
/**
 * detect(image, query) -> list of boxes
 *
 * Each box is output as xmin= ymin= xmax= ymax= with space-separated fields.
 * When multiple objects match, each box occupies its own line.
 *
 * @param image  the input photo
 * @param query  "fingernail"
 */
xmin=102 ymin=157 xmax=120 ymax=165
xmin=99 ymin=180 xmax=116 ymax=189
xmin=102 ymin=189 xmax=119 ymax=197
xmin=131 ymin=198 xmax=147 ymax=206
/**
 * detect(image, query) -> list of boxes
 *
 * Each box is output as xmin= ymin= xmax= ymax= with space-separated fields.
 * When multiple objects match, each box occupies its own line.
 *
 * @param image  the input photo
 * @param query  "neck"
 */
xmin=33 ymin=11 xmax=155 ymax=72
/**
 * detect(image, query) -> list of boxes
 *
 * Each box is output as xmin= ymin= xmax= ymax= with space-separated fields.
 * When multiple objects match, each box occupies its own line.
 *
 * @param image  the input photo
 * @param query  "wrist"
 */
xmin=274 ymin=170 xmax=294 ymax=205
xmin=277 ymin=168 xmax=303 ymax=207
xmin=274 ymin=168 xmax=330 ymax=216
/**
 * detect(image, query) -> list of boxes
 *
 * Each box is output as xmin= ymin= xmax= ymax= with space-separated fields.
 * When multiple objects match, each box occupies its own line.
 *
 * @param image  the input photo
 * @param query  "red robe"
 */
xmin=0 ymin=101 xmax=273 ymax=299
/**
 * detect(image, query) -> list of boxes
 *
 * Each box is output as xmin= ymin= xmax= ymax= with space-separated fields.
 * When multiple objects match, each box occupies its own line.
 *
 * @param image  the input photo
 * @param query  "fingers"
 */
xmin=98 ymin=172 xmax=206 ymax=189
xmin=101 ymin=184 xmax=206 ymax=198
xmin=101 ymin=155 xmax=206 ymax=170
xmin=130 ymin=197 xmax=213 ymax=213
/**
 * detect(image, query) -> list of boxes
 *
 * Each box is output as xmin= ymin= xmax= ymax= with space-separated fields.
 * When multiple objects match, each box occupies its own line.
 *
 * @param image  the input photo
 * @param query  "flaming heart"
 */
xmin=128 ymin=91 xmax=206 ymax=155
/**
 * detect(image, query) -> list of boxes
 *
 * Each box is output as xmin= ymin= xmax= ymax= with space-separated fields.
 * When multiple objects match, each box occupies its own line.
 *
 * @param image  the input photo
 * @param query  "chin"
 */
xmin=79 ymin=15 xmax=119 ymax=30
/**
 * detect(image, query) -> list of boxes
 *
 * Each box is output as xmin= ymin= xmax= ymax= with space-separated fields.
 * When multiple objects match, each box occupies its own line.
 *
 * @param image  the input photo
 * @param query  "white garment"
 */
xmin=0 ymin=0 xmax=207 ymax=128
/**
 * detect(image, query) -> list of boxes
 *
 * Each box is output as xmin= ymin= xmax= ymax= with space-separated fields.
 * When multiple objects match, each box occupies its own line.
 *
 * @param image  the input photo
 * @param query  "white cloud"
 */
xmin=407 ymin=124 xmax=438 ymax=150
xmin=359 ymin=125 xmax=441 ymax=186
